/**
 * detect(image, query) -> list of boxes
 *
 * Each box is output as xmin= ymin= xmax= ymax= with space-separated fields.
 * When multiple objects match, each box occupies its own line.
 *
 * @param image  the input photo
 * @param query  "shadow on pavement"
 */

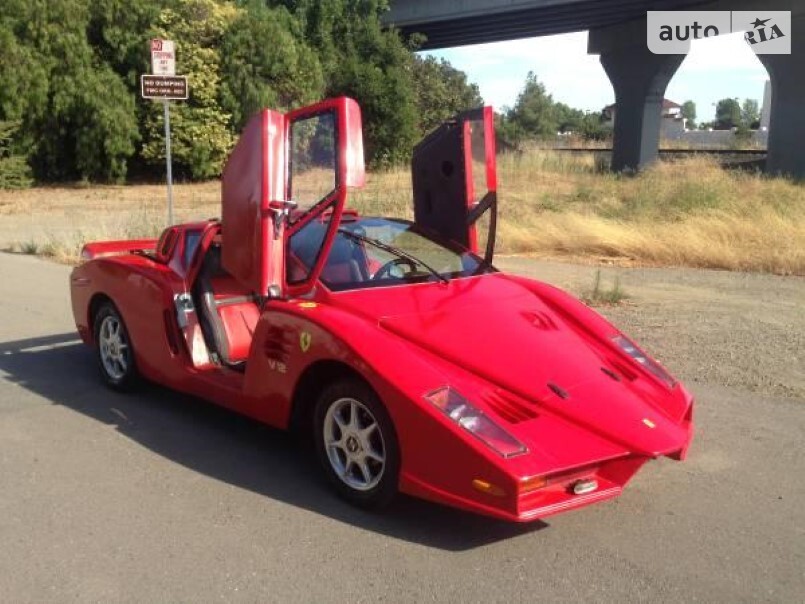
xmin=0 ymin=333 xmax=546 ymax=551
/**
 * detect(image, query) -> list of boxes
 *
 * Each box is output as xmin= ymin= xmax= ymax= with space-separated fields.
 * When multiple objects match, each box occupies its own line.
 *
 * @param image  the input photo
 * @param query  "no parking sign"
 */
xmin=150 ymin=39 xmax=176 ymax=75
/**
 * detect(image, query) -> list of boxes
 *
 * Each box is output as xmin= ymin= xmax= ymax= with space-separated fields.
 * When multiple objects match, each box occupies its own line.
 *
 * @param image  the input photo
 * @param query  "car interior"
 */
xmin=287 ymin=221 xmax=369 ymax=285
xmin=191 ymin=227 xmax=370 ymax=370
xmin=192 ymin=239 xmax=260 ymax=370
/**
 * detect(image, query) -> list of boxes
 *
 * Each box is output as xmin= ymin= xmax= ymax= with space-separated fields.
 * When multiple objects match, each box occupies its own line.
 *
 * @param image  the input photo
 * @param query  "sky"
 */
xmin=424 ymin=31 xmax=770 ymax=122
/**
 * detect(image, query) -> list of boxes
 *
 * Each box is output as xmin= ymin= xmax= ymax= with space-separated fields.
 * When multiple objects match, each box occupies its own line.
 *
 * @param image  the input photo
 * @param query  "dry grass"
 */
xmin=0 ymin=181 xmax=220 ymax=215
xmin=0 ymin=182 xmax=220 ymax=263
xmin=581 ymin=270 xmax=630 ymax=306
xmin=1 ymin=152 xmax=803 ymax=274
xmin=352 ymin=152 xmax=805 ymax=276
xmin=503 ymin=153 xmax=804 ymax=275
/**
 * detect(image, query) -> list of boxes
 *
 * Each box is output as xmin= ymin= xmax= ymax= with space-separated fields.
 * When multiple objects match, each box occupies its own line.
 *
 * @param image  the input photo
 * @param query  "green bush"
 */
xmin=0 ymin=0 xmax=489 ymax=181
xmin=0 ymin=121 xmax=33 ymax=189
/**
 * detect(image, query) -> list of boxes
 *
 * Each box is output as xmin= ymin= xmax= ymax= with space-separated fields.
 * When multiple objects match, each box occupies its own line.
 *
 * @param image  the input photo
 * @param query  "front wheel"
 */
xmin=94 ymin=302 xmax=138 ymax=391
xmin=313 ymin=379 xmax=400 ymax=509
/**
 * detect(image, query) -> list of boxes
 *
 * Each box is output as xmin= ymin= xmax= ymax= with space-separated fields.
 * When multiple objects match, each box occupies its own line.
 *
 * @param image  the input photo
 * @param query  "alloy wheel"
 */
xmin=323 ymin=397 xmax=386 ymax=491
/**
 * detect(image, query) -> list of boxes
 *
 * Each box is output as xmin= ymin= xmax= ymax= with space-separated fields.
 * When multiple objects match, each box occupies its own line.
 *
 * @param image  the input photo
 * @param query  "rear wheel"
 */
xmin=94 ymin=302 xmax=138 ymax=391
xmin=313 ymin=379 xmax=399 ymax=509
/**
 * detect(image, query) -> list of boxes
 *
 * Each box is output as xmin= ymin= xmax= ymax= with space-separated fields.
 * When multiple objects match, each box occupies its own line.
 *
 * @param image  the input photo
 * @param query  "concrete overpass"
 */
xmin=387 ymin=0 xmax=707 ymax=49
xmin=386 ymin=0 xmax=805 ymax=178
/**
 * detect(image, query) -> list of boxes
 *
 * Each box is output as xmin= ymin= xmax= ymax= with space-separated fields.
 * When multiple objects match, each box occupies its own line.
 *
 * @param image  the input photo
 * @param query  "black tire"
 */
xmin=93 ymin=301 xmax=138 ymax=391
xmin=313 ymin=378 xmax=400 ymax=509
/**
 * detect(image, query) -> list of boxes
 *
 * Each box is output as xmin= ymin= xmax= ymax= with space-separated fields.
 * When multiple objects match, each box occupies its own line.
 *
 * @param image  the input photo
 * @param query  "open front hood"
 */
xmin=336 ymin=274 xmax=691 ymax=458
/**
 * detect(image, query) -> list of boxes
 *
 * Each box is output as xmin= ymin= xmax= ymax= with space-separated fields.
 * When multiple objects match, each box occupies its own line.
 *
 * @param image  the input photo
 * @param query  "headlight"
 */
xmin=424 ymin=386 xmax=528 ymax=458
xmin=612 ymin=335 xmax=676 ymax=388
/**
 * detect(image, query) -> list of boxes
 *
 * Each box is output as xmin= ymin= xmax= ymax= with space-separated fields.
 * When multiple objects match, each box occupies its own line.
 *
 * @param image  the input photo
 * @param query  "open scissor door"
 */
xmin=221 ymin=97 xmax=364 ymax=299
xmin=284 ymin=98 xmax=364 ymax=298
xmin=412 ymin=106 xmax=498 ymax=263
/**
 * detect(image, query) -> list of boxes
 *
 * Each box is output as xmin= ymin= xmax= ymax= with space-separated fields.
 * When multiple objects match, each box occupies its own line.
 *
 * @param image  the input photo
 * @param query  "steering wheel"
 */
xmin=372 ymin=258 xmax=418 ymax=280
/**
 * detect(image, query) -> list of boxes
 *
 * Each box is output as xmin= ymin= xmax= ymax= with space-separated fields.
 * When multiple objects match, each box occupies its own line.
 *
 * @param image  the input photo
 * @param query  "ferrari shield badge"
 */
xmin=299 ymin=331 xmax=312 ymax=353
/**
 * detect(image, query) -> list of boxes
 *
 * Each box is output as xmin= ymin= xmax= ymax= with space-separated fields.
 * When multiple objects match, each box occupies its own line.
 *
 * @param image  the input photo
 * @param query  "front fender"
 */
xmin=243 ymin=299 xmax=453 ymax=427
xmin=242 ymin=299 xmax=525 ymax=519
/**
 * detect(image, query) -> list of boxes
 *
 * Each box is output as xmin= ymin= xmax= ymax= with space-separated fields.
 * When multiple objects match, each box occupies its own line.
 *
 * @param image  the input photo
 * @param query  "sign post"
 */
xmin=163 ymin=100 xmax=174 ymax=225
xmin=142 ymin=39 xmax=187 ymax=226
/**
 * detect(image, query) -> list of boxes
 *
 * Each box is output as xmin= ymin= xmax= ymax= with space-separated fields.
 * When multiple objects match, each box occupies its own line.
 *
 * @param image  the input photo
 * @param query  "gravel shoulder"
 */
xmin=497 ymin=256 xmax=805 ymax=401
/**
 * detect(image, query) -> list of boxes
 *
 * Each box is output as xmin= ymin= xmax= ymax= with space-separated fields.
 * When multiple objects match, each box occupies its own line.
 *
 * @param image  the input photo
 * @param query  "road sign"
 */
xmin=145 ymin=40 xmax=184 ymax=227
xmin=141 ymin=75 xmax=188 ymax=100
xmin=140 ymin=72 xmax=188 ymax=225
xmin=151 ymin=39 xmax=175 ymax=75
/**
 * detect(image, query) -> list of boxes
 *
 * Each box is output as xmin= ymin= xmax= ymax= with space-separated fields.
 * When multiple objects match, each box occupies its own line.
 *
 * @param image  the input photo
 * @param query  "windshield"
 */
xmin=287 ymin=217 xmax=495 ymax=292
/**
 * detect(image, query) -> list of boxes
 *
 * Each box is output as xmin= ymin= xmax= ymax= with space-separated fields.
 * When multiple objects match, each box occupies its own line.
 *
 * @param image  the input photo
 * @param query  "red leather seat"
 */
xmin=195 ymin=245 xmax=259 ymax=366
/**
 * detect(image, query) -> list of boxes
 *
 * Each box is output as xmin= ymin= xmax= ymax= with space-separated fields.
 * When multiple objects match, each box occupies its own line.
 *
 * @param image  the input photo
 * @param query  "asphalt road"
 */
xmin=0 ymin=253 xmax=803 ymax=603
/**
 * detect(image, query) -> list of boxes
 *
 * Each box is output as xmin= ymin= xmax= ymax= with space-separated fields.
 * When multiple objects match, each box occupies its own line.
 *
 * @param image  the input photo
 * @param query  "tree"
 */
xmin=496 ymin=73 xmax=607 ymax=145
xmin=681 ymin=100 xmax=697 ymax=130
xmin=741 ymin=98 xmax=760 ymax=130
xmin=142 ymin=0 xmax=239 ymax=180
xmin=86 ymin=0 xmax=163 ymax=89
xmin=279 ymin=0 xmax=419 ymax=167
xmin=1 ymin=0 xmax=140 ymax=182
xmin=577 ymin=112 xmax=609 ymax=141
xmin=0 ymin=121 xmax=33 ymax=189
xmin=554 ymin=102 xmax=584 ymax=134
xmin=47 ymin=65 xmax=139 ymax=181
xmin=220 ymin=4 xmax=324 ymax=131
xmin=411 ymin=55 xmax=483 ymax=135
xmin=553 ymin=103 xmax=608 ymax=140
xmin=505 ymin=72 xmax=558 ymax=141
xmin=0 ymin=0 xmax=485 ymax=181
xmin=715 ymin=98 xmax=742 ymax=130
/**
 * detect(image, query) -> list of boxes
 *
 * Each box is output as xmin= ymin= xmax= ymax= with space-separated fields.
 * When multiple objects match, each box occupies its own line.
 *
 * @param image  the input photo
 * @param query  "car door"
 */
xmin=220 ymin=97 xmax=365 ymax=300
xmin=411 ymin=106 xmax=498 ymax=264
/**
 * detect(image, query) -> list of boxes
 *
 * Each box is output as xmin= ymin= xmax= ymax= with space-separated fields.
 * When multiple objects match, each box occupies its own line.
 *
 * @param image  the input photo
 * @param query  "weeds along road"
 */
xmin=0 ymin=252 xmax=803 ymax=603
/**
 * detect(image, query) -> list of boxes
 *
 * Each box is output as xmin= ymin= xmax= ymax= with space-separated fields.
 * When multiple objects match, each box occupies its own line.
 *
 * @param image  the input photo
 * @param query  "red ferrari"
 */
xmin=70 ymin=98 xmax=693 ymax=522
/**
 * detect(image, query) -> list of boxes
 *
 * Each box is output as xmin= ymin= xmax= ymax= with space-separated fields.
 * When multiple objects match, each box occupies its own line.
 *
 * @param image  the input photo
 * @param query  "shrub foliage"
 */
xmin=0 ymin=0 xmax=485 ymax=185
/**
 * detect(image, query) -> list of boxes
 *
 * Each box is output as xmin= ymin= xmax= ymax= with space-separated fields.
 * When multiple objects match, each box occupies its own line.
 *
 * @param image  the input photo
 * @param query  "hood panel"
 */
xmin=337 ymin=275 xmax=688 ymax=456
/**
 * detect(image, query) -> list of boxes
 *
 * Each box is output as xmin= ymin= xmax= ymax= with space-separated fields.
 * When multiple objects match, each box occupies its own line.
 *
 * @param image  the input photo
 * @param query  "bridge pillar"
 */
xmin=589 ymin=19 xmax=684 ymax=172
xmin=757 ymin=12 xmax=805 ymax=178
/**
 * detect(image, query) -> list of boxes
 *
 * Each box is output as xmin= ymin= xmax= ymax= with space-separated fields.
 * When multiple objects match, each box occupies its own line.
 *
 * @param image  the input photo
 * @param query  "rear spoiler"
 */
xmin=79 ymin=239 xmax=158 ymax=262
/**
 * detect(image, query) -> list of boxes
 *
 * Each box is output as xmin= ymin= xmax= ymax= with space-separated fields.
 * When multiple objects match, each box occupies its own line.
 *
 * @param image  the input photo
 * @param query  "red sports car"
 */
xmin=70 ymin=97 xmax=693 ymax=522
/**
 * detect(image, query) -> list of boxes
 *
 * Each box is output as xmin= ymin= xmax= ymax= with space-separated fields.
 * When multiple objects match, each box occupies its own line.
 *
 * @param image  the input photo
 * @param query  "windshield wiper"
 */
xmin=338 ymin=229 xmax=449 ymax=284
